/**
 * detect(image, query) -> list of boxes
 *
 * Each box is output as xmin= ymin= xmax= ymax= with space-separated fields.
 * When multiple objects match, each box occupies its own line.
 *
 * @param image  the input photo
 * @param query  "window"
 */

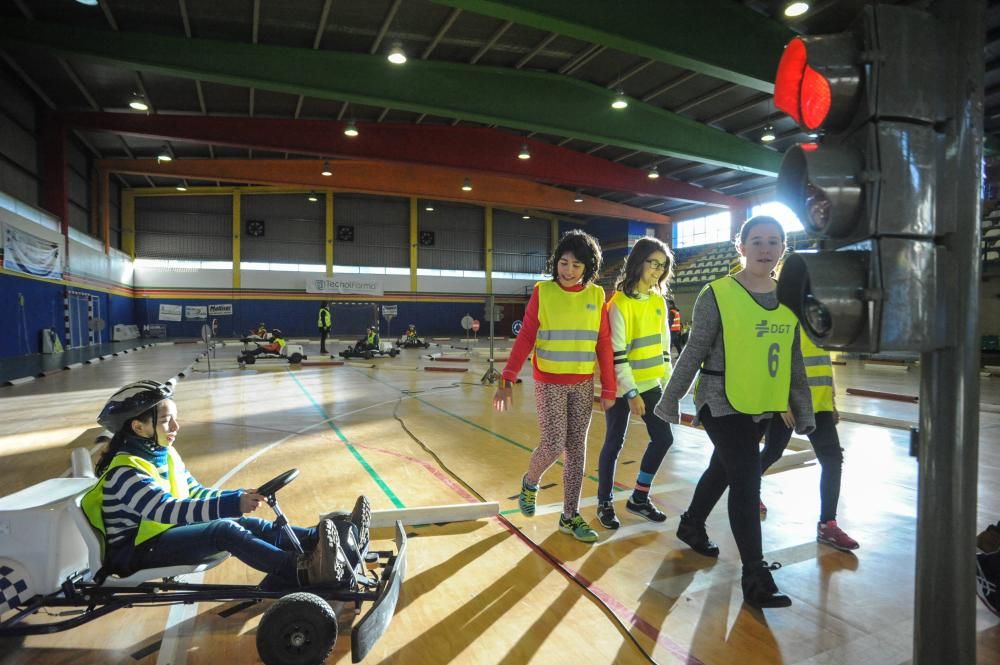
xmin=672 ymin=211 xmax=732 ymax=248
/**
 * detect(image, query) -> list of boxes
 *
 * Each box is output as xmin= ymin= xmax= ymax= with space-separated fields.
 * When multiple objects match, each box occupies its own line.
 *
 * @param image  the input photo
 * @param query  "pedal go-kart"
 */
xmin=238 ymin=338 xmax=307 ymax=366
xmin=338 ymin=342 xmax=399 ymax=360
xmin=0 ymin=460 xmax=406 ymax=664
xmin=396 ymin=335 xmax=430 ymax=349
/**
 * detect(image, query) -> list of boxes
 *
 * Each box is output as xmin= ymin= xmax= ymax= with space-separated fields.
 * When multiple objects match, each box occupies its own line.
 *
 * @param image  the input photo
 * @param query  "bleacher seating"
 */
xmin=983 ymin=206 xmax=1000 ymax=270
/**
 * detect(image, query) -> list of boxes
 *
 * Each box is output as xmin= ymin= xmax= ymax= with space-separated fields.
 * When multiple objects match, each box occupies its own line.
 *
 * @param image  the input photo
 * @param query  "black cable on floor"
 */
xmin=390 ymin=395 xmax=658 ymax=664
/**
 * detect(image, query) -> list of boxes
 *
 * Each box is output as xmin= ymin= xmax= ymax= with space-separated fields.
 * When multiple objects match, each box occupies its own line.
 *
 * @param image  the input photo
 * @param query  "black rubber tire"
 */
xmin=364 ymin=351 xmax=374 ymax=360
xmin=390 ymin=349 xmax=399 ymax=357
xmin=256 ymin=592 xmax=338 ymax=665
xmin=244 ymin=355 xmax=256 ymax=365
xmin=289 ymin=353 xmax=303 ymax=364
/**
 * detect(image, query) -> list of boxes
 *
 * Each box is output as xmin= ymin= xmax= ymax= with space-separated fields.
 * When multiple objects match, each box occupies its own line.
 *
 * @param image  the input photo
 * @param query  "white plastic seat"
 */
xmin=71 ymin=494 xmax=229 ymax=586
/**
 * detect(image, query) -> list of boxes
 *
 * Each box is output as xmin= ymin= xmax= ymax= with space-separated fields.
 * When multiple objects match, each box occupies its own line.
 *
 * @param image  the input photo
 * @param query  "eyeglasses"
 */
xmin=644 ymin=259 xmax=668 ymax=270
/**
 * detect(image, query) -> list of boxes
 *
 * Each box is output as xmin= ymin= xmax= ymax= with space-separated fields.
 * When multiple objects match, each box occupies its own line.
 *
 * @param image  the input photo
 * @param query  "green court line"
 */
xmin=286 ymin=369 xmax=405 ymax=508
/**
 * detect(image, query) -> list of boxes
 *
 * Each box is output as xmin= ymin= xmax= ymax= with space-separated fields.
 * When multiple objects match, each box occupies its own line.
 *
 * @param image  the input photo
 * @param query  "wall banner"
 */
xmin=159 ymin=304 xmax=182 ymax=322
xmin=208 ymin=304 xmax=233 ymax=316
xmin=2 ymin=224 xmax=63 ymax=279
xmin=185 ymin=306 xmax=207 ymax=320
xmin=306 ymin=275 xmax=384 ymax=296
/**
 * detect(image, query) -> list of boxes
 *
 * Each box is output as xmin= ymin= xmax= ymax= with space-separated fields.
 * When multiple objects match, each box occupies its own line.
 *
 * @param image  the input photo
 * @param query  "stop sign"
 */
xmin=472 ymin=320 xmax=481 ymax=332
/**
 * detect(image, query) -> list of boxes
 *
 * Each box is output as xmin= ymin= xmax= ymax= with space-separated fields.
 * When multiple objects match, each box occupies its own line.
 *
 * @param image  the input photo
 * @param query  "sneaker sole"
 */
xmin=351 ymin=496 xmax=372 ymax=549
xmin=626 ymin=505 xmax=667 ymax=523
xmin=597 ymin=519 xmax=620 ymax=530
xmin=558 ymin=525 xmax=598 ymax=543
xmin=816 ymin=536 xmax=860 ymax=552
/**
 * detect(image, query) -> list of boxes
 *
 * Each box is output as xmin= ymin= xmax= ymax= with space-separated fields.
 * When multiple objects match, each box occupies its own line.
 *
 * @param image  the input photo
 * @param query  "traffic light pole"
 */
xmin=914 ymin=2 xmax=984 ymax=664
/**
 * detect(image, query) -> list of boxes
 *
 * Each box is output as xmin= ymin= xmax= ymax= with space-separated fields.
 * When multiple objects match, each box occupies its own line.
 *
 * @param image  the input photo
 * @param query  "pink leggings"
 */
xmin=526 ymin=379 xmax=594 ymax=518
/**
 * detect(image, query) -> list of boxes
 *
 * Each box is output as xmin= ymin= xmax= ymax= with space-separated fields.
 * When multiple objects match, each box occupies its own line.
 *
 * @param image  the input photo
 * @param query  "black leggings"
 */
xmin=761 ymin=411 xmax=844 ymax=523
xmin=687 ymin=407 xmax=770 ymax=567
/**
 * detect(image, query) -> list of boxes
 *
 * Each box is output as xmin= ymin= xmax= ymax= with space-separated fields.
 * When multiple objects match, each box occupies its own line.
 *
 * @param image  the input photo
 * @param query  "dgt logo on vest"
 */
xmin=585 ymin=303 xmax=597 ymax=310
xmin=755 ymin=320 xmax=792 ymax=338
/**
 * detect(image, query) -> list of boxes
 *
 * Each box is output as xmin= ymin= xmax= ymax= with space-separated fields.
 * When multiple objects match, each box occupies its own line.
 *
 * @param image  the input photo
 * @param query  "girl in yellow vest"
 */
xmin=493 ymin=230 xmax=617 ymax=543
xmin=653 ymin=216 xmax=815 ymax=609
xmin=83 ymin=380 xmax=369 ymax=588
xmin=760 ymin=331 xmax=860 ymax=550
xmin=596 ymin=237 xmax=675 ymax=529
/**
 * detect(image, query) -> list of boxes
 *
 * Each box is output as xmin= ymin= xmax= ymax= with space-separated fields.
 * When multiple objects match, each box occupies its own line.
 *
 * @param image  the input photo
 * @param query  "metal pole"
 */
xmin=481 ymin=294 xmax=500 ymax=384
xmin=914 ymin=1 xmax=983 ymax=663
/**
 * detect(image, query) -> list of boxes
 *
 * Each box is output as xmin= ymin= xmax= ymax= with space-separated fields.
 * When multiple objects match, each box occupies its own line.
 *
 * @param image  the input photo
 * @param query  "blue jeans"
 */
xmin=132 ymin=518 xmax=316 ymax=586
xmin=597 ymin=386 xmax=674 ymax=503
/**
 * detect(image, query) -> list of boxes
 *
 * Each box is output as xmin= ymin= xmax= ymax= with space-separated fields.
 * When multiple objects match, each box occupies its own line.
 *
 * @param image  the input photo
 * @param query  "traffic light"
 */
xmin=773 ymin=4 xmax=954 ymax=352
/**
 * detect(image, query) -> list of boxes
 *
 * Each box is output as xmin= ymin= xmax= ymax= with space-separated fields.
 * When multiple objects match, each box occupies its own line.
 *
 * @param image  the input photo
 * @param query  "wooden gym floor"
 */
xmin=0 ymin=339 xmax=998 ymax=664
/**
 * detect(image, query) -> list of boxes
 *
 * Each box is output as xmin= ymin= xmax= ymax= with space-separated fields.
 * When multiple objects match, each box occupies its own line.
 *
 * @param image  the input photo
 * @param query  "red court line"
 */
xmin=423 ymin=366 xmax=469 ymax=373
xmin=845 ymin=387 xmax=918 ymax=403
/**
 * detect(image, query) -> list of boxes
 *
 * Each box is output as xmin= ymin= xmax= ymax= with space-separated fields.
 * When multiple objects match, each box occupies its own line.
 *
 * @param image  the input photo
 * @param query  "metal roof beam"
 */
xmin=430 ymin=0 xmax=794 ymax=92
xmin=0 ymin=19 xmax=782 ymax=175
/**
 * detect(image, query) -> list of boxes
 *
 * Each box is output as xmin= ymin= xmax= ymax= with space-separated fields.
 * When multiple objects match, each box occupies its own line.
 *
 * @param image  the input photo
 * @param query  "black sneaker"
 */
xmin=977 ymin=550 xmax=1000 ymax=617
xmin=742 ymin=561 xmax=792 ymax=609
xmin=597 ymin=501 xmax=620 ymax=530
xmin=626 ymin=497 xmax=667 ymax=523
xmin=350 ymin=495 xmax=372 ymax=553
xmin=676 ymin=512 xmax=720 ymax=557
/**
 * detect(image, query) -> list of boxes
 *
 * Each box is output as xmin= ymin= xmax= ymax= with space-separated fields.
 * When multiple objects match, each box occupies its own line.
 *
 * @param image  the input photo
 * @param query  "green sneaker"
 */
xmin=518 ymin=476 xmax=538 ymax=517
xmin=558 ymin=513 xmax=598 ymax=543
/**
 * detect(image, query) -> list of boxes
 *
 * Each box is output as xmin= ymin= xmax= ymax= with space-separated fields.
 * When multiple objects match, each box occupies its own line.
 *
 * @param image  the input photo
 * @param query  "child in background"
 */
xmin=493 ymin=230 xmax=616 ymax=543
xmin=596 ymin=237 xmax=675 ymax=529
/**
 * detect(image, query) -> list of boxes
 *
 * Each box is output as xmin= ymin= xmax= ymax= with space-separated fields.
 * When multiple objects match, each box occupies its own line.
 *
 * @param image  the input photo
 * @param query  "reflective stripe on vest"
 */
xmin=81 ymin=447 xmax=190 ymax=556
xmin=318 ymin=308 xmax=330 ymax=328
xmin=800 ymin=329 xmax=834 ymax=412
xmin=610 ymin=291 xmax=672 ymax=386
xmin=710 ymin=276 xmax=798 ymax=414
xmin=535 ymin=281 xmax=605 ymax=374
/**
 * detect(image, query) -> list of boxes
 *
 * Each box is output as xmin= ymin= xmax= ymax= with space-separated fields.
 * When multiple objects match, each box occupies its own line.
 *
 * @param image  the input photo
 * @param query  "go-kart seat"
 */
xmin=71 ymin=494 xmax=229 ymax=587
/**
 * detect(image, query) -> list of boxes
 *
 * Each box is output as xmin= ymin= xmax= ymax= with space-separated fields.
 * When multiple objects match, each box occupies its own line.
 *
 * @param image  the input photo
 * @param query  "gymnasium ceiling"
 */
xmin=0 ymin=0 xmax=996 ymax=224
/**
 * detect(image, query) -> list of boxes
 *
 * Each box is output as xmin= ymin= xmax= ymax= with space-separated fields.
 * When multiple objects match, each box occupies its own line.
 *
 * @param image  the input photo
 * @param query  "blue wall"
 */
xmin=1 ymin=272 xmax=66 ymax=357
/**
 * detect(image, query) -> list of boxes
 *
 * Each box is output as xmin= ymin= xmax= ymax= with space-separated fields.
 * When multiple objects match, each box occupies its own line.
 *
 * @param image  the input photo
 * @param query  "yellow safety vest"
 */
xmin=81 ymin=448 xmax=190 ymax=556
xmin=800 ymin=329 xmax=834 ymax=412
xmin=534 ymin=281 xmax=605 ymax=374
xmin=610 ymin=291 xmax=672 ymax=386
xmin=318 ymin=307 xmax=331 ymax=328
xmin=274 ymin=337 xmax=287 ymax=350
xmin=709 ymin=276 xmax=798 ymax=414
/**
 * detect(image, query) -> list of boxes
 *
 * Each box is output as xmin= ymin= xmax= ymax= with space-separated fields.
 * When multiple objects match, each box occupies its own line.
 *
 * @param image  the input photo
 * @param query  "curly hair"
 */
xmin=546 ymin=229 xmax=603 ymax=286
xmin=614 ymin=236 xmax=673 ymax=297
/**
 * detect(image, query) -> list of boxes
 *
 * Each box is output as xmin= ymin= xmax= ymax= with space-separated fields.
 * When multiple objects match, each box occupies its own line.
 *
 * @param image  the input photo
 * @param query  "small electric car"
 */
xmin=0 ymin=462 xmax=406 ymax=665
xmin=238 ymin=334 xmax=307 ymax=366
xmin=338 ymin=342 xmax=399 ymax=360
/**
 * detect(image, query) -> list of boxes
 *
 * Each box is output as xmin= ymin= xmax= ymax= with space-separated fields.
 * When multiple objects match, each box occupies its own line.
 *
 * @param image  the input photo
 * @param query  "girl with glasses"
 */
xmin=596 ymin=237 xmax=676 ymax=529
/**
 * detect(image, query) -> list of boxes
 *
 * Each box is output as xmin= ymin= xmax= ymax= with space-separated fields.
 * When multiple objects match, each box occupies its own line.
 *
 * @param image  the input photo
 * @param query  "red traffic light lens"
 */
xmin=775 ymin=37 xmax=834 ymax=130
xmin=775 ymin=38 xmax=807 ymax=125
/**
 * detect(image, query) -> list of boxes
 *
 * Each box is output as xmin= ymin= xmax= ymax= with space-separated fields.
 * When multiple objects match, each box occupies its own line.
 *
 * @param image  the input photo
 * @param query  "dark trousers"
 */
xmin=319 ymin=328 xmax=330 ymax=352
xmin=761 ymin=411 xmax=844 ymax=523
xmin=687 ymin=407 xmax=770 ymax=567
xmin=133 ymin=517 xmax=316 ymax=587
xmin=597 ymin=386 xmax=673 ymax=502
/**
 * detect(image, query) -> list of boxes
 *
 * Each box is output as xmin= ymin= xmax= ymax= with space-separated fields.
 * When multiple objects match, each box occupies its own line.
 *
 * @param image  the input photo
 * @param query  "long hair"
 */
xmin=614 ymin=237 xmax=673 ymax=297
xmin=95 ymin=406 xmax=156 ymax=476
xmin=545 ymin=229 xmax=603 ymax=286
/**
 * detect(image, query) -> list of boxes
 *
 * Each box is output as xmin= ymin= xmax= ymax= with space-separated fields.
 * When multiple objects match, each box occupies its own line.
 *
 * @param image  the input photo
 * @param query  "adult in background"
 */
xmin=318 ymin=302 xmax=332 ymax=354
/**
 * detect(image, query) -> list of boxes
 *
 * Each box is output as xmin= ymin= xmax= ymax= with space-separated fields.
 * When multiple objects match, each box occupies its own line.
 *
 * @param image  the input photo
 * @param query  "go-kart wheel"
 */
xmin=289 ymin=353 xmax=303 ymax=364
xmin=256 ymin=468 xmax=299 ymax=497
xmin=364 ymin=351 xmax=374 ymax=360
xmin=390 ymin=349 xmax=399 ymax=357
xmin=423 ymin=342 xmax=430 ymax=348
xmin=256 ymin=592 xmax=337 ymax=665
xmin=244 ymin=355 xmax=256 ymax=365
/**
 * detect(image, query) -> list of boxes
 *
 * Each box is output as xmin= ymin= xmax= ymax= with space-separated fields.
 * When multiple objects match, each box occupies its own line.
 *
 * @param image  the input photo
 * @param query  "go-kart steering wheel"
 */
xmin=256 ymin=468 xmax=299 ymax=497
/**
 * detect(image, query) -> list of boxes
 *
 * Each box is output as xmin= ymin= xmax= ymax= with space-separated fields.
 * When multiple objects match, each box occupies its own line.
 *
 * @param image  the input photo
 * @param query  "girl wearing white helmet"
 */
xmin=83 ymin=380 xmax=369 ymax=588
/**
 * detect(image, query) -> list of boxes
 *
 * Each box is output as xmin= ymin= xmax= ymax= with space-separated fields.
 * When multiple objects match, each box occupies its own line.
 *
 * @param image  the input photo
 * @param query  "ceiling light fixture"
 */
xmin=387 ymin=41 xmax=407 ymax=65
xmin=518 ymin=142 xmax=531 ymax=160
xmin=75 ymin=0 xmax=99 ymax=6
xmin=321 ymin=161 xmax=333 ymax=176
xmin=128 ymin=94 xmax=148 ymax=111
xmin=156 ymin=146 xmax=172 ymax=163
xmin=461 ymin=177 xmax=472 ymax=192
xmin=344 ymin=120 xmax=359 ymax=137
xmin=308 ymin=192 xmax=319 ymax=202
xmin=573 ymin=192 xmax=584 ymax=203
xmin=611 ymin=88 xmax=628 ymax=110
xmin=522 ymin=215 xmax=530 ymax=220
xmin=647 ymin=165 xmax=660 ymax=179
xmin=425 ymin=205 xmax=434 ymax=212
xmin=784 ymin=2 xmax=810 ymax=18
xmin=761 ymin=125 xmax=776 ymax=142
xmin=176 ymin=185 xmax=187 ymax=192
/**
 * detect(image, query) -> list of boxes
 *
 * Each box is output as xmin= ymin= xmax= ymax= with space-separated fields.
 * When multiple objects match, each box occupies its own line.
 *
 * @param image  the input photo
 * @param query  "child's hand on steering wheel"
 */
xmin=240 ymin=491 xmax=266 ymax=514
